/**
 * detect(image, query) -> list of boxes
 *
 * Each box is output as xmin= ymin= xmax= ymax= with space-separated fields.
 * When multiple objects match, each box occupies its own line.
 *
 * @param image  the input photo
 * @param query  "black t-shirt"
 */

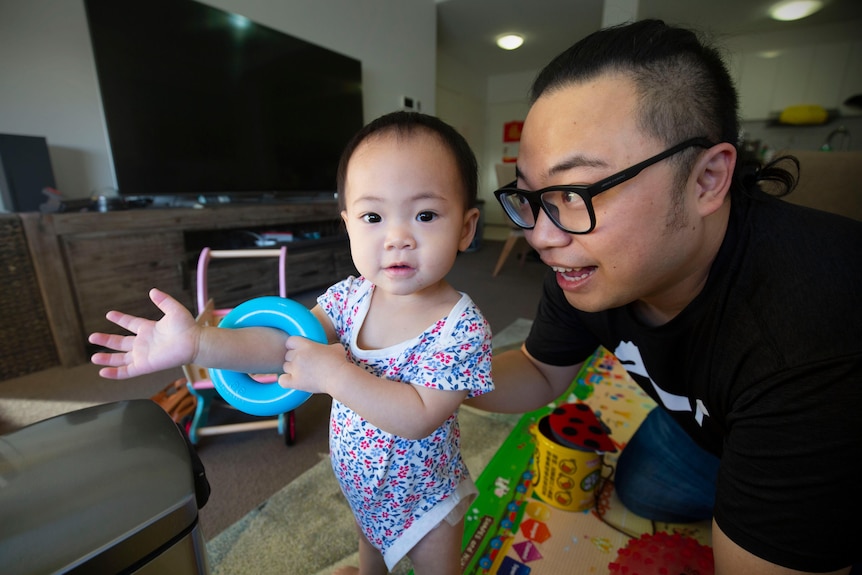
xmin=525 ymin=189 xmax=862 ymax=571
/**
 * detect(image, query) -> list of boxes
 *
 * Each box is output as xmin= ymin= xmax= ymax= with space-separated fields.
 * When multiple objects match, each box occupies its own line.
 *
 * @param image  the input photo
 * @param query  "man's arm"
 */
xmin=712 ymin=521 xmax=851 ymax=575
xmin=466 ymin=344 xmax=582 ymax=413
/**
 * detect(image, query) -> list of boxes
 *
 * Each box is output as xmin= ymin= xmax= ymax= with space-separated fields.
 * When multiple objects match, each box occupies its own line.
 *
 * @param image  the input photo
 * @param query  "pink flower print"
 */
xmin=434 ymin=352 xmax=453 ymax=364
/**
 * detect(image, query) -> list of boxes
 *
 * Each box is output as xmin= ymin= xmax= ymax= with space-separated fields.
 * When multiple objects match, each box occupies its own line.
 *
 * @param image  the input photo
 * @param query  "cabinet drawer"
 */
xmin=191 ymin=245 xmax=348 ymax=310
xmin=195 ymin=257 xmax=282 ymax=311
xmin=334 ymin=246 xmax=356 ymax=278
xmin=286 ymin=248 xmax=336 ymax=294
xmin=63 ymin=231 xmax=190 ymax=337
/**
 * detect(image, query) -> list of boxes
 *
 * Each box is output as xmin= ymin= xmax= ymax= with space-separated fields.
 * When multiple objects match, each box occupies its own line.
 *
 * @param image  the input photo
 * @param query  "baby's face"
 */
xmin=340 ymin=131 xmax=477 ymax=298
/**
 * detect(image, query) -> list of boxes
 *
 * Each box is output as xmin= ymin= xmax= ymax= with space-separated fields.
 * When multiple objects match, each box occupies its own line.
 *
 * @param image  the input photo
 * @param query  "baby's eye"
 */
xmin=416 ymin=211 xmax=437 ymax=222
xmin=362 ymin=213 xmax=382 ymax=223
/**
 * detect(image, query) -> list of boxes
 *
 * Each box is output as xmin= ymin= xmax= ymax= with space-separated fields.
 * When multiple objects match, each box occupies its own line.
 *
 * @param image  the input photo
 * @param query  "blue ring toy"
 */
xmin=209 ymin=296 xmax=326 ymax=417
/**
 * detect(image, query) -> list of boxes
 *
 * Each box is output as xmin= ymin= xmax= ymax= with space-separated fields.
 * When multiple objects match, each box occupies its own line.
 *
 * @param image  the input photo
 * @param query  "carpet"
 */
xmin=205 ymin=318 xmax=533 ymax=575
xmin=0 ymin=399 xmax=98 ymax=433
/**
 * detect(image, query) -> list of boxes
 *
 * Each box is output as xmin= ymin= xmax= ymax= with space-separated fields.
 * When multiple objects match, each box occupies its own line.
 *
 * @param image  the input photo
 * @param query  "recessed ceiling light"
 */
xmin=759 ymin=50 xmax=783 ymax=58
xmin=769 ymin=0 xmax=823 ymax=21
xmin=496 ymin=34 xmax=524 ymax=51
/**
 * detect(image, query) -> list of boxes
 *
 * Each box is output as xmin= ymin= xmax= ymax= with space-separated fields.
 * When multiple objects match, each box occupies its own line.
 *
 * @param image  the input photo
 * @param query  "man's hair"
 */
xmin=336 ymin=111 xmax=478 ymax=210
xmin=532 ymin=19 xmax=737 ymax=151
xmin=531 ymin=19 xmax=796 ymax=198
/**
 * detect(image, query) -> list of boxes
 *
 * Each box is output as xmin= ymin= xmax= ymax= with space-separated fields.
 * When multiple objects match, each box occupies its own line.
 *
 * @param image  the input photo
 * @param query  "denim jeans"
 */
xmin=614 ymin=407 xmax=720 ymax=523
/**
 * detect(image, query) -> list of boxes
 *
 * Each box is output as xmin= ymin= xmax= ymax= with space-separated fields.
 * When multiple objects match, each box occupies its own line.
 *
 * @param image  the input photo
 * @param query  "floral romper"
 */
xmin=318 ymin=276 xmax=494 ymax=569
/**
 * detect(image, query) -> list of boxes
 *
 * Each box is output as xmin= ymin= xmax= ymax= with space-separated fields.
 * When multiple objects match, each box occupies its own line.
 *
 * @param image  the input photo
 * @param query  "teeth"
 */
xmin=552 ymin=266 xmax=593 ymax=281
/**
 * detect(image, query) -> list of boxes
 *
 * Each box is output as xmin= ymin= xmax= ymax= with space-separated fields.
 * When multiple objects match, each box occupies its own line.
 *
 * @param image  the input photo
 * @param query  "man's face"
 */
xmin=516 ymin=73 xmax=710 ymax=323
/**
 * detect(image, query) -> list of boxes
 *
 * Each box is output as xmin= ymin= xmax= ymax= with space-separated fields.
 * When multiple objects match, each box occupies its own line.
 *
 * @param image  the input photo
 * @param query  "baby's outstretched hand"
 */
xmin=89 ymin=288 xmax=198 ymax=379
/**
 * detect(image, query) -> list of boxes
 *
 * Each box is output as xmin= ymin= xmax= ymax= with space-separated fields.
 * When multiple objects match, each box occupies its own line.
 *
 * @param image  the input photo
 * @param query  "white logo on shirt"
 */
xmin=614 ymin=340 xmax=709 ymax=427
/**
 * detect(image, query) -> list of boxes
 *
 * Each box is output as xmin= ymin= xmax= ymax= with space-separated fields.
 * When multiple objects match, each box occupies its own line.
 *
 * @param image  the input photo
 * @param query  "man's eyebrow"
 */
xmin=516 ymin=155 xmax=609 ymax=185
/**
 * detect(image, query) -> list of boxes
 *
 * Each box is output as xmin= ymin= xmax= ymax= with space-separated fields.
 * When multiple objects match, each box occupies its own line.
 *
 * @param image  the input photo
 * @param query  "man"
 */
xmin=469 ymin=19 xmax=861 ymax=574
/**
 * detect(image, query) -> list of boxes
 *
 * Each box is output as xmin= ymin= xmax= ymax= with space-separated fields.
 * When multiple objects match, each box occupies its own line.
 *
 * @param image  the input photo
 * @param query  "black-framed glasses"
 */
xmin=494 ymin=137 xmax=714 ymax=234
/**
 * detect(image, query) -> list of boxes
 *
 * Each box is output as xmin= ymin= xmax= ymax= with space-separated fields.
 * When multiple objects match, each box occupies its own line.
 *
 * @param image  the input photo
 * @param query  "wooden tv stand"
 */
xmin=21 ymin=201 xmax=352 ymax=367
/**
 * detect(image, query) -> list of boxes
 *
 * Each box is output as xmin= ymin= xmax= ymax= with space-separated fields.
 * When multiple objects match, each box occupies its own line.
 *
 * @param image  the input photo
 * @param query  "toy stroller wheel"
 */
xmin=209 ymin=296 xmax=326 ymax=417
xmin=284 ymin=411 xmax=296 ymax=446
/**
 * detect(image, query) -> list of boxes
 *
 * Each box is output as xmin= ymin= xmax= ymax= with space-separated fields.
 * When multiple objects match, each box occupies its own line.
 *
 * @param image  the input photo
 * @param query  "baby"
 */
xmin=90 ymin=111 xmax=493 ymax=574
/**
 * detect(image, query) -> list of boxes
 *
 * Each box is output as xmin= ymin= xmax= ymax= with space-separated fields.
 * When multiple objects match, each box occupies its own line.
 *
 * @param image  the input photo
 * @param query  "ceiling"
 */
xmin=436 ymin=0 xmax=862 ymax=78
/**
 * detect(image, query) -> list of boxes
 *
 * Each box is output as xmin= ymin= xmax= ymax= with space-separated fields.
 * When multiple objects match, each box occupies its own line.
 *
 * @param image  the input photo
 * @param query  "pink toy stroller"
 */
xmin=183 ymin=247 xmax=296 ymax=445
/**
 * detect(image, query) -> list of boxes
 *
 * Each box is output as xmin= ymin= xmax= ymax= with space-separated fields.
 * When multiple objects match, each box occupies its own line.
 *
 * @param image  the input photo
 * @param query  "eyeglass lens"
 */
xmin=499 ymin=189 xmax=591 ymax=233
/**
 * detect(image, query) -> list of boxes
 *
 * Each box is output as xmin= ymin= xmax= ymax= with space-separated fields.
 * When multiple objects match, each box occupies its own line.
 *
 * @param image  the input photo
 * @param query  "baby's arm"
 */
xmin=90 ymin=288 xmax=288 ymax=379
xmin=281 ymin=337 xmax=468 ymax=439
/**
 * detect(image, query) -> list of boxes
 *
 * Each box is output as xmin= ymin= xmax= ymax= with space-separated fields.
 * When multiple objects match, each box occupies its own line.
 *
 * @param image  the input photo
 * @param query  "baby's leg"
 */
xmin=407 ymin=517 xmax=463 ymax=575
xmin=332 ymin=521 xmax=387 ymax=575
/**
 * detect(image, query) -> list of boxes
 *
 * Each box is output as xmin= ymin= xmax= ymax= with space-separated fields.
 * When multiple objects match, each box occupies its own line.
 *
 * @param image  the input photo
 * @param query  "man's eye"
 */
xmin=362 ymin=213 xmax=381 ymax=223
xmin=417 ymin=211 xmax=436 ymax=222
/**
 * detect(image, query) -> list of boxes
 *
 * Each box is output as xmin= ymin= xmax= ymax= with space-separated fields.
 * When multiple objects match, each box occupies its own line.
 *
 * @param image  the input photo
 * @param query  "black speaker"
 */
xmin=0 ymin=134 xmax=57 ymax=212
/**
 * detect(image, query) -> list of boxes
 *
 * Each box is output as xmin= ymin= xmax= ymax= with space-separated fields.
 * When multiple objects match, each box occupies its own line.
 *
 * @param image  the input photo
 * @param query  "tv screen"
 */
xmin=84 ymin=0 xmax=363 ymax=201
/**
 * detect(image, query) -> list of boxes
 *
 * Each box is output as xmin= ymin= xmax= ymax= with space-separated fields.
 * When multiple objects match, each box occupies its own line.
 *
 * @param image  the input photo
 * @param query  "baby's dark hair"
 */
xmin=336 ymin=111 xmax=478 ymax=210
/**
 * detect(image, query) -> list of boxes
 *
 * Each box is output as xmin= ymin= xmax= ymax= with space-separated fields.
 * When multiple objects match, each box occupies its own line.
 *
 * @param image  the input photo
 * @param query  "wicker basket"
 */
xmin=0 ymin=215 xmax=58 ymax=380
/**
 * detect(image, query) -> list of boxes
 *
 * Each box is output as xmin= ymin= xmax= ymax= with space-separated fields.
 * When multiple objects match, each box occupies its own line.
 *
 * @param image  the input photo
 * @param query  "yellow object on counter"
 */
xmin=779 ymin=104 xmax=829 ymax=125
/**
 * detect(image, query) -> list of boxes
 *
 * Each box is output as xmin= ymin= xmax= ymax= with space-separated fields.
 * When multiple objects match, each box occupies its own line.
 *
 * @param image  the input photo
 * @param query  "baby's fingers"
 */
xmin=88 ymin=331 xmax=134 ymax=352
xmin=90 ymin=349 xmax=126 ymax=366
xmin=96 ymin=364 xmax=135 ymax=380
xmin=104 ymin=310 xmax=151 ymax=334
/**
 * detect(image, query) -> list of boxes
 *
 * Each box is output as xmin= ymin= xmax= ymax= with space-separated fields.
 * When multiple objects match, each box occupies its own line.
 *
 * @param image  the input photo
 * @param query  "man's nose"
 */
xmin=526 ymin=208 xmax=570 ymax=250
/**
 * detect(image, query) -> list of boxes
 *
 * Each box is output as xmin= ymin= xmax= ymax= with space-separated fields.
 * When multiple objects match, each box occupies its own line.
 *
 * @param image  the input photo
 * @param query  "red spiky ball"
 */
xmin=608 ymin=531 xmax=714 ymax=575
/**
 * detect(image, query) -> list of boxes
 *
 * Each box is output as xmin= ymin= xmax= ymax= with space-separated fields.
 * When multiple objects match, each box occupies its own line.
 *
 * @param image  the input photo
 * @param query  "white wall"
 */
xmin=480 ymin=72 xmax=534 ymax=227
xmin=0 ymin=0 xmax=436 ymax=201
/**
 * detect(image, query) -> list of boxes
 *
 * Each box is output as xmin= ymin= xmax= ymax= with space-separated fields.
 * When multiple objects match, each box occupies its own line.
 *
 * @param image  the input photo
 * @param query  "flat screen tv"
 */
xmin=84 ymin=0 xmax=363 ymax=203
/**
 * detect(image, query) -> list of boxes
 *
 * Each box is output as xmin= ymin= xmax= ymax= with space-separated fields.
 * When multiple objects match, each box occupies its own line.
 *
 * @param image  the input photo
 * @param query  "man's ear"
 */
xmin=457 ymin=207 xmax=481 ymax=252
xmin=692 ymin=142 xmax=736 ymax=217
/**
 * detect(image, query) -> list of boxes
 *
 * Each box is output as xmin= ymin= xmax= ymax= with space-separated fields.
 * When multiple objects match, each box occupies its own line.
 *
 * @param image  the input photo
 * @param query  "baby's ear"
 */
xmin=458 ymin=207 xmax=481 ymax=252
